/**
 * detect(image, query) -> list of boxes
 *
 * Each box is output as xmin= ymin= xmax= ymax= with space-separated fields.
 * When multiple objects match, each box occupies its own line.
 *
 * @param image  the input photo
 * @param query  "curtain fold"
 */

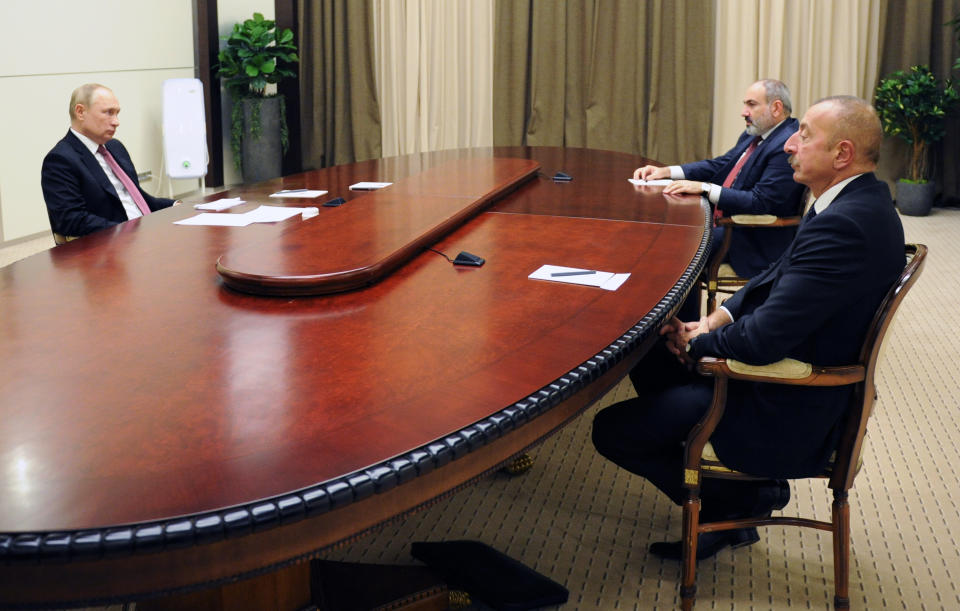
xmin=712 ymin=0 xmax=883 ymax=158
xmin=494 ymin=0 xmax=715 ymax=164
xmin=297 ymin=0 xmax=381 ymax=168
xmin=375 ymin=0 xmax=494 ymax=157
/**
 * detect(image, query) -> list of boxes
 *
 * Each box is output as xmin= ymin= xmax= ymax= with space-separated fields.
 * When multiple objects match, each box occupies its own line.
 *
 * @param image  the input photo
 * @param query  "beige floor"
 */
xmin=2 ymin=209 xmax=958 ymax=610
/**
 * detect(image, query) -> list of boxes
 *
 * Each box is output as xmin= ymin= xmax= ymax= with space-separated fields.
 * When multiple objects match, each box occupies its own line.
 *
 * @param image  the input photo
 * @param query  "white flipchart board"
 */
xmin=162 ymin=78 xmax=208 ymax=180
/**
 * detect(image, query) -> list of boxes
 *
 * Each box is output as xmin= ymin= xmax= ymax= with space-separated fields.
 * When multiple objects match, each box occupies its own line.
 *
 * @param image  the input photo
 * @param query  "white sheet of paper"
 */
xmin=194 ymin=197 xmax=245 ymax=211
xmin=628 ymin=178 xmax=672 ymax=186
xmin=176 ymin=206 xmax=317 ymax=227
xmin=268 ymin=189 xmax=328 ymax=198
xmin=528 ymin=265 xmax=630 ymax=291
xmin=349 ymin=181 xmax=392 ymax=191
xmin=243 ymin=205 xmax=308 ymax=223
xmin=174 ymin=213 xmax=254 ymax=227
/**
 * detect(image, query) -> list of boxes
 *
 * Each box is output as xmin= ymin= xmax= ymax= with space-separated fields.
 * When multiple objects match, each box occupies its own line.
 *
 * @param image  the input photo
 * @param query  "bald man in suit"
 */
xmin=594 ymin=96 xmax=904 ymax=561
xmin=42 ymin=83 xmax=177 ymax=239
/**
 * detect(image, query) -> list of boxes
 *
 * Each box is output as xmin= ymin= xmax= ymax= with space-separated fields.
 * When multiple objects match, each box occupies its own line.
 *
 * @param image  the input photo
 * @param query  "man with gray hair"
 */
xmin=42 ymin=84 xmax=177 ymax=239
xmin=636 ymin=79 xmax=805 ymax=286
xmin=595 ymin=96 xmax=903 ymax=561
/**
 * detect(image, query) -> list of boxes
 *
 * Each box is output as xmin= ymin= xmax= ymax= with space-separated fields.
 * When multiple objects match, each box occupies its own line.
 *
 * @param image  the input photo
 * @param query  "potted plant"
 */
xmin=217 ymin=12 xmax=299 ymax=182
xmin=874 ymin=65 xmax=959 ymax=215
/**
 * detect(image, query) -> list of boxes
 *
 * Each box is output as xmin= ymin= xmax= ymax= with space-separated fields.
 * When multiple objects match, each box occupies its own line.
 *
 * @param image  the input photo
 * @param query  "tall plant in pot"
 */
xmin=874 ymin=65 xmax=959 ymax=215
xmin=217 ymin=12 xmax=299 ymax=183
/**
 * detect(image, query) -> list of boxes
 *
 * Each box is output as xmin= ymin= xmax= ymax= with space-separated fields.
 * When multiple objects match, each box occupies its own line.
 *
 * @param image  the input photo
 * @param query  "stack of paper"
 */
xmin=349 ymin=182 xmax=392 ymax=191
xmin=194 ymin=197 xmax=245 ymax=211
xmin=269 ymin=189 xmax=328 ymax=198
xmin=175 ymin=205 xmax=318 ymax=227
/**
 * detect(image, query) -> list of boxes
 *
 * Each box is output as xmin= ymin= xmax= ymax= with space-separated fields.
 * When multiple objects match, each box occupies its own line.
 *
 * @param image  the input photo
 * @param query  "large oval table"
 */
xmin=0 ymin=147 xmax=709 ymax=607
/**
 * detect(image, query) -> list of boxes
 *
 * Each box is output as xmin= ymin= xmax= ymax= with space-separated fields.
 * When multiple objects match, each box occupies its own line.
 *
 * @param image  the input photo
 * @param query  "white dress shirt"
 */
xmin=70 ymin=128 xmax=142 ymax=221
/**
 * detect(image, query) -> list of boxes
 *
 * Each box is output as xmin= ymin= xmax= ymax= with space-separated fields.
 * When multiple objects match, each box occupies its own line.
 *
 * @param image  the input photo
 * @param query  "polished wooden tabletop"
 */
xmin=0 ymin=147 xmax=708 ymax=606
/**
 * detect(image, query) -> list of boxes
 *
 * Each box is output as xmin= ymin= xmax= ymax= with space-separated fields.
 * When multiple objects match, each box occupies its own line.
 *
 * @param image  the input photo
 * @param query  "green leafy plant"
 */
xmin=874 ymin=65 xmax=959 ymax=182
xmin=217 ymin=13 xmax=299 ymax=171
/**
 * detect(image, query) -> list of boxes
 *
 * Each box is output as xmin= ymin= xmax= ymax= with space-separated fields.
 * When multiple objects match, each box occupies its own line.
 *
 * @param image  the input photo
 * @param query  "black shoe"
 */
xmin=753 ymin=480 xmax=791 ymax=516
xmin=649 ymin=528 xmax=760 ymax=561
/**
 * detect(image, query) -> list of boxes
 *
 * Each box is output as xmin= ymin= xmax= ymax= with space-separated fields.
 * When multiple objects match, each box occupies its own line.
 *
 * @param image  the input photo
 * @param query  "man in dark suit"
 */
xmin=595 ymin=96 xmax=904 ymax=560
xmin=42 ymin=83 xmax=177 ymax=239
xmin=635 ymin=79 xmax=806 ymax=280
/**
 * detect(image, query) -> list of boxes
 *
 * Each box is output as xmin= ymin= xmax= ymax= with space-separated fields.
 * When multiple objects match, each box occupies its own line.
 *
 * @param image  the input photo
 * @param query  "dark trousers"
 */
xmin=591 ymin=340 xmax=779 ymax=521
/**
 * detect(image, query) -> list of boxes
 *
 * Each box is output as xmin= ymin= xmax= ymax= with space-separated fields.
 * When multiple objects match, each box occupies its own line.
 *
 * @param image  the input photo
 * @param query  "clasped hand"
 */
xmin=660 ymin=315 xmax=709 ymax=365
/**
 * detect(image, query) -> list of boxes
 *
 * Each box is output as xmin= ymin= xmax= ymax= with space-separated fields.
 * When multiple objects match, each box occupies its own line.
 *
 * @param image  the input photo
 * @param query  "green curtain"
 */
xmin=493 ymin=0 xmax=715 ymax=164
xmin=297 ymin=0 xmax=381 ymax=168
xmin=877 ymin=0 xmax=960 ymax=203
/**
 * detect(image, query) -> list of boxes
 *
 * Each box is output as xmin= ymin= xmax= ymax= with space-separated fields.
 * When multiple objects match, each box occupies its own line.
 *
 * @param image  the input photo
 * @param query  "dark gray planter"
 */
xmin=240 ymin=96 xmax=283 ymax=184
xmin=896 ymin=180 xmax=935 ymax=216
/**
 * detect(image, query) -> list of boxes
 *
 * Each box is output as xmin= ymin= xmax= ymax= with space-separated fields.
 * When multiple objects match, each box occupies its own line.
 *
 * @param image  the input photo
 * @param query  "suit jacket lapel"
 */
xmin=65 ymin=131 xmax=120 ymax=200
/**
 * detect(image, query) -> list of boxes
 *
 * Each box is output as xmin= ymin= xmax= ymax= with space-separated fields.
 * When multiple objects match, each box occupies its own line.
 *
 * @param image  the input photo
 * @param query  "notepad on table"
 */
xmin=528 ymin=265 xmax=630 ymax=291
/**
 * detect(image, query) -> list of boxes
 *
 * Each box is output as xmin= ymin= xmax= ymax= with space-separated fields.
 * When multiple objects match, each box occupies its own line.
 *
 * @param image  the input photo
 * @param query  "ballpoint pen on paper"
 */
xmin=274 ymin=189 xmax=308 ymax=194
xmin=551 ymin=270 xmax=597 ymax=277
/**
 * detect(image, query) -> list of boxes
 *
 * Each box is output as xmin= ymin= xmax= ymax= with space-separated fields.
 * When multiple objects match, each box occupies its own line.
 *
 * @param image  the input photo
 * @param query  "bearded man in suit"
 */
xmin=635 ymin=79 xmax=806 ymax=280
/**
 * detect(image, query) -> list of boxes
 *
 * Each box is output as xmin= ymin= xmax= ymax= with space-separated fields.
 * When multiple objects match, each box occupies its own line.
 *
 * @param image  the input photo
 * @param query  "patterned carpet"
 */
xmin=2 ymin=209 xmax=957 ymax=610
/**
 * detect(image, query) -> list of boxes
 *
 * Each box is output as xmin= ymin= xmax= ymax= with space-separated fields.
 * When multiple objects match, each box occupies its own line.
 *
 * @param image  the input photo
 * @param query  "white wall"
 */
xmin=0 ymin=1 xmax=195 ymax=243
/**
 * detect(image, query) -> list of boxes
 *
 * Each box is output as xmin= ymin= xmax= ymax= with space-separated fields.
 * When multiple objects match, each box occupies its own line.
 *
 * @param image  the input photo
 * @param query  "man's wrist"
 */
xmin=702 ymin=183 xmax=721 ymax=204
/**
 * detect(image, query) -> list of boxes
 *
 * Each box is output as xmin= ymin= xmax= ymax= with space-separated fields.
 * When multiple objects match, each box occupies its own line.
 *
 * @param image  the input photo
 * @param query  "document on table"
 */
xmin=269 ymin=189 xmax=328 ymax=198
xmin=175 ymin=213 xmax=254 ymax=227
xmin=243 ymin=205 xmax=308 ymax=223
xmin=628 ymin=178 xmax=672 ymax=186
xmin=349 ymin=181 xmax=392 ymax=191
xmin=194 ymin=197 xmax=246 ymax=211
xmin=528 ymin=265 xmax=630 ymax=291
xmin=175 ymin=205 xmax=319 ymax=227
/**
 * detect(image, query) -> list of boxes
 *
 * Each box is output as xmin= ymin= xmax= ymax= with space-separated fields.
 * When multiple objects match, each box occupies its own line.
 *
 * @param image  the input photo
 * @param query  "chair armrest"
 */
xmin=716 ymin=215 xmax=802 ymax=228
xmin=696 ymin=356 xmax=865 ymax=386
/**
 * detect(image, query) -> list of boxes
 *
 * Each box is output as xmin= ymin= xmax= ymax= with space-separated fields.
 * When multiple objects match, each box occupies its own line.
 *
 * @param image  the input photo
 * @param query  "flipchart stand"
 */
xmin=161 ymin=78 xmax=208 ymax=197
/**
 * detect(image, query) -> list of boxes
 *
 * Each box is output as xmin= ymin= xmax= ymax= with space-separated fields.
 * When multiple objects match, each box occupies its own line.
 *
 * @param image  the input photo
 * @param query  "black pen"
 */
xmin=551 ymin=270 xmax=596 ymax=277
xmin=275 ymin=188 xmax=308 ymax=194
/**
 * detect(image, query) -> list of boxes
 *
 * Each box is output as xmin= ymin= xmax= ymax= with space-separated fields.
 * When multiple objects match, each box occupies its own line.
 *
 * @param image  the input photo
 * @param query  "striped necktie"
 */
xmin=98 ymin=144 xmax=151 ymax=216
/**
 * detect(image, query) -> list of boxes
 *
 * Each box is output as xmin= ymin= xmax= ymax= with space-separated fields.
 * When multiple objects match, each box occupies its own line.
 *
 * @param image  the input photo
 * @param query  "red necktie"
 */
xmin=722 ymin=136 xmax=761 ymax=188
xmin=714 ymin=136 xmax=761 ymax=222
xmin=98 ymin=144 xmax=151 ymax=216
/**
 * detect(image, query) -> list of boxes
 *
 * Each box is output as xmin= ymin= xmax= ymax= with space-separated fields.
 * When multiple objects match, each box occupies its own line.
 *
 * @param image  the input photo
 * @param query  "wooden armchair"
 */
xmin=52 ymin=232 xmax=78 ymax=245
xmin=679 ymin=243 xmax=927 ymax=610
xmin=702 ymin=213 xmax=803 ymax=313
